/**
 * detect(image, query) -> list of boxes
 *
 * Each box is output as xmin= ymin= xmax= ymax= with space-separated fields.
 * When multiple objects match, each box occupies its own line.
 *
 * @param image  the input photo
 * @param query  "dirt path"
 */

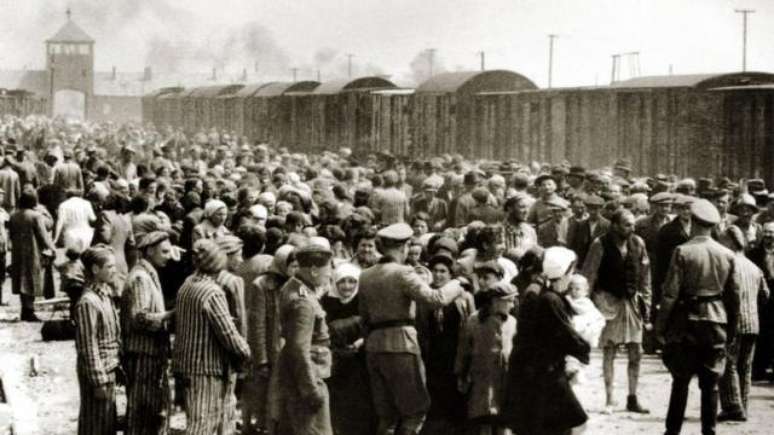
xmin=2 ymin=284 xmax=774 ymax=434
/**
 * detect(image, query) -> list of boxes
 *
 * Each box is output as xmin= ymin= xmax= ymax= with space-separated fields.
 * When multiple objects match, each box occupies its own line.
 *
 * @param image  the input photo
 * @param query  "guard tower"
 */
xmin=45 ymin=8 xmax=94 ymax=119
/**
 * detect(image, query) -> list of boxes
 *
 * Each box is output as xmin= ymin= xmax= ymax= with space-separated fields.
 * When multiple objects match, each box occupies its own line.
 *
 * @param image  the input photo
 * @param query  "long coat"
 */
xmin=502 ymin=287 xmax=590 ymax=435
xmin=93 ymin=209 xmax=135 ymax=292
xmin=9 ymin=208 xmax=55 ymax=297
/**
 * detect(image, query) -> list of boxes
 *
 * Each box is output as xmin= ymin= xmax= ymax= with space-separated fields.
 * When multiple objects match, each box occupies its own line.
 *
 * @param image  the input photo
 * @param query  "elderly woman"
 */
xmin=503 ymin=247 xmax=590 ymax=435
xmin=192 ymin=199 xmax=231 ymax=245
xmin=420 ymin=252 xmax=475 ymax=435
xmin=320 ymin=262 xmax=376 ymax=435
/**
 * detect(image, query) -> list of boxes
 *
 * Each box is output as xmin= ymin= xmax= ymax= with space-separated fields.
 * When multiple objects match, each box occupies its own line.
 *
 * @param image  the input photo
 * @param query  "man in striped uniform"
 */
xmin=173 ymin=239 xmax=251 ymax=435
xmin=215 ymin=235 xmax=248 ymax=432
xmin=73 ymin=246 xmax=122 ymax=435
xmin=122 ymin=231 xmax=175 ymax=434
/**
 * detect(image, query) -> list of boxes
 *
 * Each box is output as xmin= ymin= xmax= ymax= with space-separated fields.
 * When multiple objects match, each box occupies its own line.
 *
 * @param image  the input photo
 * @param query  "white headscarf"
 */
xmin=203 ymin=199 xmax=227 ymax=220
xmin=330 ymin=262 xmax=361 ymax=304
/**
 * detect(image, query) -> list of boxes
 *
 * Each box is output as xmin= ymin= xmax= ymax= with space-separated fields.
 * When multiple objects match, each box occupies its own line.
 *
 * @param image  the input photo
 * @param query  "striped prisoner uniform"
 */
xmin=173 ymin=272 xmax=251 ymax=435
xmin=73 ymin=282 xmax=121 ymax=435
xmin=121 ymin=259 xmax=171 ymax=435
xmin=216 ymin=269 xmax=247 ymax=433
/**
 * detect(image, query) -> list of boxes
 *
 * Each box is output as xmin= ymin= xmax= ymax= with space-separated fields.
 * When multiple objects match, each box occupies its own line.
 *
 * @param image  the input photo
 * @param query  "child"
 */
xmin=565 ymin=273 xmax=606 ymax=385
xmin=56 ymin=246 xmax=85 ymax=315
xmin=456 ymin=282 xmax=518 ymax=435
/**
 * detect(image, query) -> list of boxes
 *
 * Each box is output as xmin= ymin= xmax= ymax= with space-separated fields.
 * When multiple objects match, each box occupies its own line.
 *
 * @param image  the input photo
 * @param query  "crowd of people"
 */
xmin=0 ymin=113 xmax=769 ymax=435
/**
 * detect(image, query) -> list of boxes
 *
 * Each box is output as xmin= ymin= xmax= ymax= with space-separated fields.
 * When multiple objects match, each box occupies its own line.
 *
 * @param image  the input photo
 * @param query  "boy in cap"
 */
xmin=656 ymin=199 xmax=741 ymax=435
xmin=359 ymin=223 xmax=465 ymax=435
xmin=537 ymin=196 xmax=569 ymax=248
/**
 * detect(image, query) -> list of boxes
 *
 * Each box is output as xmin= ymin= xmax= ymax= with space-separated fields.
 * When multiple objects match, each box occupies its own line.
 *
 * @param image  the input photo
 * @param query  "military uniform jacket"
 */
xmin=656 ymin=235 xmax=742 ymax=343
xmin=277 ymin=277 xmax=332 ymax=400
xmin=359 ymin=257 xmax=462 ymax=355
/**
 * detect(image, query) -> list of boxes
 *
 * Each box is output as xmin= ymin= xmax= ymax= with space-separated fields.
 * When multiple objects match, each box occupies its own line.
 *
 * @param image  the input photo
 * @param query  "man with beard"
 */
xmin=747 ymin=222 xmax=774 ymax=381
xmin=656 ymin=199 xmax=741 ymax=435
xmin=121 ymin=231 xmax=175 ymax=434
xmin=351 ymin=226 xmax=381 ymax=268
xmin=583 ymin=209 xmax=651 ymax=415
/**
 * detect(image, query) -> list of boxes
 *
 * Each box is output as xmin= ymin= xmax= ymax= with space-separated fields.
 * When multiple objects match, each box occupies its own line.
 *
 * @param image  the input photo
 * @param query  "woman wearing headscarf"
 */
xmin=320 ymin=262 xmax=376 ymax=435
xmin=419 ymin=253 xmax=475 ymax=435
xmin=243 ymin=244 xmax=297 ymax=434
xmin=192 ymin=199 xmax=231 ymax=245
xmin=502 ymin=247 xmax=591 ymax=435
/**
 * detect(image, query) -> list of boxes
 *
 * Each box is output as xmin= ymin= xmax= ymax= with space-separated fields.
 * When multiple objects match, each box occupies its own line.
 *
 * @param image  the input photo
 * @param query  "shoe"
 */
xmin=603 ymin=404 xmax=614 ymax=415
xmin=717 ymin=410 xmax=746 ymax=422
xmin=20 ymin=311 xmax=41 ymax=322
xmin=627 ymin=395 xmax=650 ymax=414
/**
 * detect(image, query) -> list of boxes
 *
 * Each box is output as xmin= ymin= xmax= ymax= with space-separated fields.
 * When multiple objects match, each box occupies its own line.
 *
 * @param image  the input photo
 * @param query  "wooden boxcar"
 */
xmin=474 ymin=72 xmax=774 ymax=180
xmin=0 ymin=89 xmax=47 ymax=117
xmin=247 ymin=81 xmax=320 ymax=143
xmin=141 ymin=87 xmax=183 ymax=127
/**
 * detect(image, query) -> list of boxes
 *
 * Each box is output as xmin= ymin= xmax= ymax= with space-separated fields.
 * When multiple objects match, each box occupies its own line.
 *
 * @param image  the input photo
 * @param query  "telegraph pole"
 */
xmin=548 ymin=34 xmax=557 ymax=88
xmin=317 ymin=69 xmax=321 ymax=82
xmin=478 ymin=51 xmax=485 ymax=71
xmin=346 ymin=53 xmax=354 ymax=78
xmin=291 ymin=67 xmax=298 ymax=82
xmin=427 ymin=48 xmax=437 ymax=78
xmin=735 ymin=9 xmax=755 ymax=71
xmin=611 ymin=54 xmax=620 ymax=83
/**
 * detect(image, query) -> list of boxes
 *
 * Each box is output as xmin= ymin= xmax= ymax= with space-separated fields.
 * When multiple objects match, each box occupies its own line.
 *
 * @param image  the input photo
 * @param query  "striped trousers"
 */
xmin=182 ymin=374 xmax=236 ymax=435
xmin=77 ymin=370 xmax=116 ymax=435
xmin=720 ymin=334 xmax=757 ymax=414
xmin=125 ymin=353 xmax=171 ymax=435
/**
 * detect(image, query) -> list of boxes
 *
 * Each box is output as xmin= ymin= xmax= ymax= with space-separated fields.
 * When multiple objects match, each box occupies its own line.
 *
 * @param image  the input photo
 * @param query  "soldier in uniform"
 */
xmin=121 ymin=231 xmax=175 ymax=435
xmin=276 ymin=242 xmax=335 ymax=435
xmin=655 ymin=199 xmax=741 ymax=435
xmin=359 ymin=223 xmax=465 ymax=435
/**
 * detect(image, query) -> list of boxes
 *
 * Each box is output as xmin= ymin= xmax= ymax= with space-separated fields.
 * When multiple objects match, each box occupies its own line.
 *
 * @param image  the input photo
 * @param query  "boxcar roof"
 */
xmin=144 ymin=86 xmax=185 ymax=98
xmin=313 ymin=77 xmax=396 ymax=95
xmin=611 ymin=72 xmax=774 ymax=90
xmin=188 ymin=84 xmax=244 ymax=98
xmin=160 ymin=88 xmax=194 ymax=99
xmin=231 ymin=83 xmax=271 ymax=98
xmin=416 ymin=70 xmax=538 ymax=94
xmin=255 ymin=81 xmax=321 ymax=97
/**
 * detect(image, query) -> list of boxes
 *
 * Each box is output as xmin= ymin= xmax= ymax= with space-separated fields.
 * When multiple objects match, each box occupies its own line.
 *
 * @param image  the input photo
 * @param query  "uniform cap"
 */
xmin=136 ymin=230 xmax=169 ymax=249
xmin=295 ymin=240 xmax=334 ymax=266
xmin=215 ymin=235 xmax=244 ymax=255
xmin=690 ymin=198 xmax=721 ymax=225
xmin=377 ymin=223 xmax=414 ymax=242
xmin=649 ymin=192 xmax=674 ymax=204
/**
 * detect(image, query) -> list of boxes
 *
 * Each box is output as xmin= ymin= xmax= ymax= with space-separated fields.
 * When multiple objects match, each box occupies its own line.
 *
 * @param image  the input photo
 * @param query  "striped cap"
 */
xmin=193 ymin=239 xmax=227 ymax=274
xmin=215 ymin=235 xmax=244 ymax=255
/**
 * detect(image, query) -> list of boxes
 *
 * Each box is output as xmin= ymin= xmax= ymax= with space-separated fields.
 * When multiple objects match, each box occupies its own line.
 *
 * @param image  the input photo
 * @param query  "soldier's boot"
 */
xmin=700 ymin=388 xmax=719 ymax=435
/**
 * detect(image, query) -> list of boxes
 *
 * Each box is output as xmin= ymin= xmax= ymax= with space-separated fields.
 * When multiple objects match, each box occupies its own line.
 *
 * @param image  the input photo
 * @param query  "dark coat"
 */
xmin=566 ymin=216 xmax=610 ymax=268
xmin=654 ymin=218 xmax=691 ymax=301
xmin=9 ymin=209 xmax=56 ymax=297
xmin=502 ymin=287 xmax=590 ymax=435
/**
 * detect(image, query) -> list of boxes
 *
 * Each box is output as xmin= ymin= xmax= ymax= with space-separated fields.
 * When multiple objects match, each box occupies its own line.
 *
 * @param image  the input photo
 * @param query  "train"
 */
xmin=142 ymin=70 xmax=774 ymax=183
xmin=0 ymin=89 xmax=47 ymax=118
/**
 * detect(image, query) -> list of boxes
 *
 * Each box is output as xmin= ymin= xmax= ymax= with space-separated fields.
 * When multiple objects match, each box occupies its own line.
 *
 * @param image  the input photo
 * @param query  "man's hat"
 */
xmin=568 ymin=166 xmax=586 ymax=178
xmin=673 ymin=194 xmax=695 ymax=206
xmin=534 ymin=173 xmax=556 ymax=186
xmin=690 ymin=199 xmax=721 ymax=225
xmin=614 ymin=159 xmax=632 ymax=172
xmin=649 ymin=192 xmax=674 ymax=204
xmin=546 ymin=196 xmax=568 ymax=210
xmin=377 ymin=223 xmax=413 ymax=242
xmin=474 ymin=260 xmax=504 ymax=277
xmin=295 ymin=240 xmax=334 ymax=265
xmin=583 ymin=194 xmax=605 ymax=207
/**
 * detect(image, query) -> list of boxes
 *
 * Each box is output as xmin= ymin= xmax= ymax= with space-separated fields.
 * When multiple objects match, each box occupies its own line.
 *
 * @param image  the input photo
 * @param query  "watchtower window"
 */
xmin=78 ymin=44 xmax=90 ymax=55
xmin=48 ymin=44 xmax=62 ymax=55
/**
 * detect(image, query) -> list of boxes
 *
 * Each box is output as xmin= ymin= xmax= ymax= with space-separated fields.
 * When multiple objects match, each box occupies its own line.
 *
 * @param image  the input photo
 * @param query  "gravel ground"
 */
xmin=2 ymin=283 xmax=774 ymax=434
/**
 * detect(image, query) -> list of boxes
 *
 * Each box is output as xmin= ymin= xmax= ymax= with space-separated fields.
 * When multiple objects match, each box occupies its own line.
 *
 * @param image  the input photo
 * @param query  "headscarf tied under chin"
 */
xmin=203 ymin=199 xmax=227 ymax=221
xmin=330 ymin=262 xmax=361 ymax=304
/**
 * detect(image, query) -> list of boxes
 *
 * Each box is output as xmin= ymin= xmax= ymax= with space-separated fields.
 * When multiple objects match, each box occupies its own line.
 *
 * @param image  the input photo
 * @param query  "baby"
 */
xmin=565 ymin=274 xmax=605 ymax=385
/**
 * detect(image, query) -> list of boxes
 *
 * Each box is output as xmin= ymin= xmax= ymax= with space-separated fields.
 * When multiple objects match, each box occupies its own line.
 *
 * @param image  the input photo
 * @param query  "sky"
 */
xmin=0 ymin=0 xmax=772 ymax=87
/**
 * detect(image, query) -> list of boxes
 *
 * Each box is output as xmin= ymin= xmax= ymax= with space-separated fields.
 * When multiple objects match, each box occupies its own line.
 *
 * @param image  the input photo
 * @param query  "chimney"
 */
xmin=111 ymin=66 xmax=117 ymax=80
xmin=211 ymin=67 xmax=217 ymax=81
xmin=143 ymin=66 xmax=152 ymax=81
xmin=254 ymin=61 xmax=259 ymax=73
xmin=242 ymin=68 xmax=248 ymax=81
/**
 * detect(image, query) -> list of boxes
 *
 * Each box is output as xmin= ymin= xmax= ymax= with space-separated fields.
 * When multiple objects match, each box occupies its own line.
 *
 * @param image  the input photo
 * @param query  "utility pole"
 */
xmin=477 ymin=51 xmax=485 ymax=71
xmin=427 ymin=48 xmax=437 ymax=78
xmin=735 ymin=9 xmax=755 ymax=71
xmin=548 ymin=34 xmax=557 ymax=88
xmin=317 ymin=69 xmax=321 ymax=82
xmin=346 ymin=53 xmax=354 ymax=78
xmin=611 ymin=54 xmax=620 ymax=83
xmin=291 ymin=67 xmax=298 ymax=82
